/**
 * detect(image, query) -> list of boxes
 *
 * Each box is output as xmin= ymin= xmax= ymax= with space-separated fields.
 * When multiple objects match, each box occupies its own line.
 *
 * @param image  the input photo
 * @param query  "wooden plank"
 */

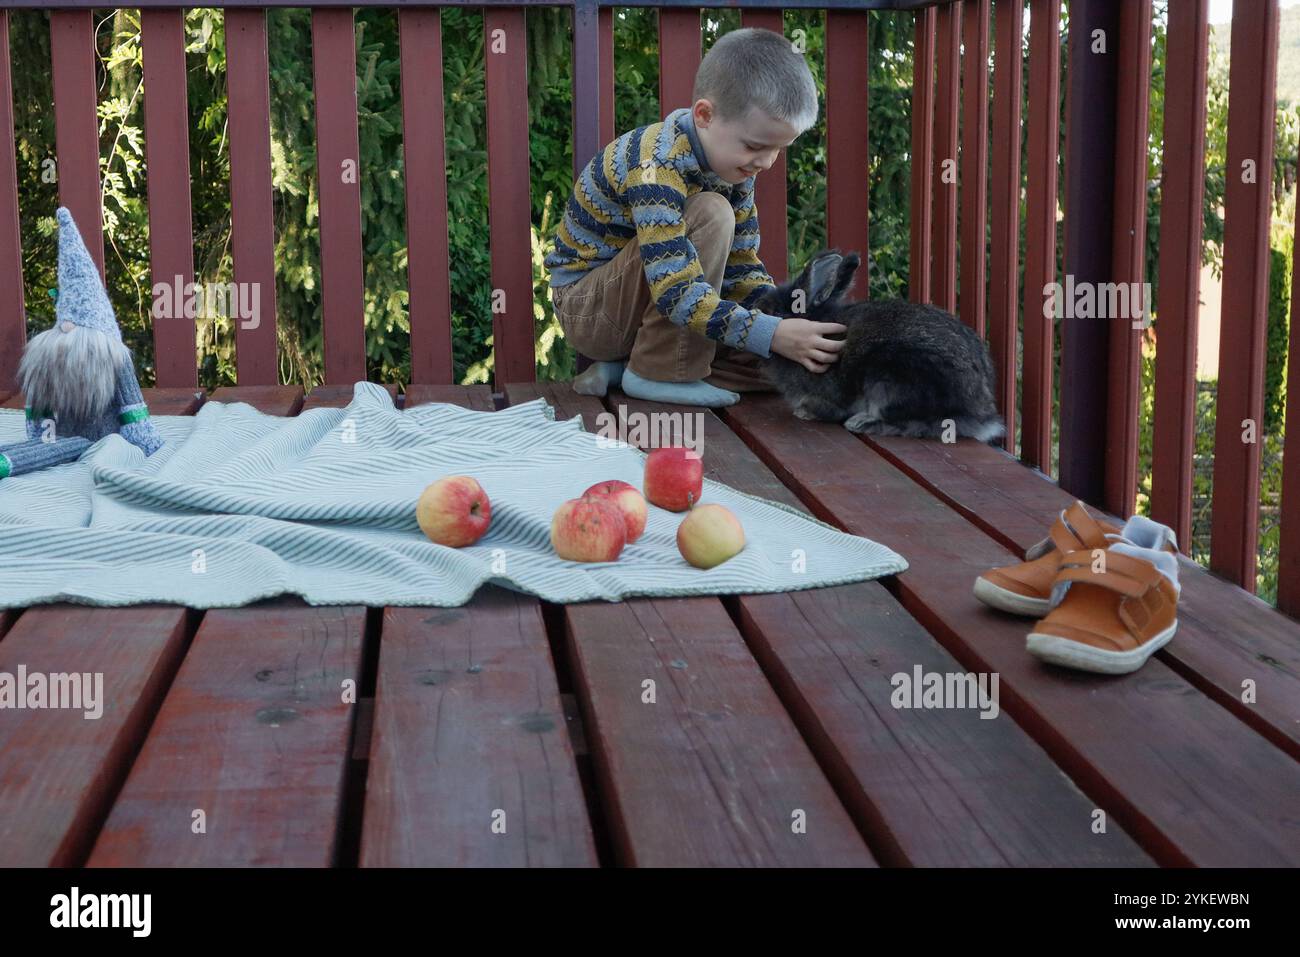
xmin=585 ymin=388 xmax=1150 ymax=865
xmin=0 ymin=606 xmax=192 ymax=866
xmin=6 ymin=388 xmax=201 ymax=417
xmin=361 ymin=384 xmax=596 ymax=866
xmin=141 ymin=387 xmax=205 ymax=417
xmin=0 ymin=11 xmax=24 ymax=394
xmin=303 ymin=382 xmax=399 ymax=409
xmin=570 ymin=0 xmax=601 ymax=183
xmin=599 ymin=6 xmax=614 ymax=146
xmin=1103 ymin=0 xmax=1152 ymax=520
xmin=823 ymin=9 xmax=868 ymax=291
xmin=658 ymin=8 xmax=700 ymax=114
xmin=1150 ymin=0 xmax=1210 ymax=547
xmin=49 ymin=10 xmax=104 ymax=278
xmin=312 ymin=8 xmax=367 ymax=385
xmin=403 ymin=383 xmax=495 ymax=411
xmin=1211 ymin=0 xmax=1280 ymax=590
xmin=363 ymin=593 xmax=597 ymax=866
xmin=87 ymin=601 xmax=364 ymax=866
xmin=988 ymin=0 xmax=1022 ymax=450
xmin=399 ymin=9 xmax=454 ymax=384
xmin=1021 ymin=0 xmax=1061 ymax=471
xmin=930 ymin=0 xmax=960 ymax=313
xmin=225 ymin=9 xmax=279 ymax=385
xmin=0 ymin=375 xmax=211 ymax=865
xmin=909 ymin=5 xmax=935 ymax=303
xmin=743 ymin=9 xmax=792 ymax=284
xmin=484 ymin=8 xmax=534 ymax=387
xmin=208 ymin=384 xmax=304 ymax=417
xmin=141 ymin=9 xmax=198 ymax=390
xmin=960 ymin=0 xmax=990 ymax=333
xmin=504 ymin=383 xmax=875 ymax=866
xmin=855 ymin=430 xmax=1300 ymax=762
xmin=724 ymin=393 xmax=1300 ymax=866
xmin=90 ymin=382 xmax=369 ymax=865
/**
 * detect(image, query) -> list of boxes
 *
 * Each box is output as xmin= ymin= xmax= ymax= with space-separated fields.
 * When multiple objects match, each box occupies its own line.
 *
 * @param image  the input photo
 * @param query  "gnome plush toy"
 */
xmin=0 ymin=207 xmax=164 ymax=481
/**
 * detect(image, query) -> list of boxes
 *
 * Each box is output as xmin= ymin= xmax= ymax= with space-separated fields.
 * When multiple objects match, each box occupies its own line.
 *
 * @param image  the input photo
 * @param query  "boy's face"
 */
xmin=691 ymin=100 xmax=799 ymax=185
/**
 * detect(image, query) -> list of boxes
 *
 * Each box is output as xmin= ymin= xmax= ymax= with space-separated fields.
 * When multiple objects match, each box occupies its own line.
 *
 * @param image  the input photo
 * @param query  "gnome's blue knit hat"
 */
xmin=56 ymin=206 xmax=123 ymax=341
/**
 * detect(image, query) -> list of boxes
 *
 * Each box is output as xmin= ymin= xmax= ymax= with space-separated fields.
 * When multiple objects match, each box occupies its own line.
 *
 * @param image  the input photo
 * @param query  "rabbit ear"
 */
xmin=808 ymin=253 xmax=844 ymax=306
xmin=825 ymin=252 xmax=861 ymax=304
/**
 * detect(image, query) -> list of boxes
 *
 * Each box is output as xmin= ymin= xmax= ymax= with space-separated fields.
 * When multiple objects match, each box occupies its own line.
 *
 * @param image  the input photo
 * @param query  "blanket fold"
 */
xmin=0 ymin=382 xmax=907 ymax=608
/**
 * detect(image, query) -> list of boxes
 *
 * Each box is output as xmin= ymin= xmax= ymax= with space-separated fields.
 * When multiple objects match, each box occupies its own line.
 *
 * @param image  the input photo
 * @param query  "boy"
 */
xmin=544 ymin=27 xmax=846 ymax=408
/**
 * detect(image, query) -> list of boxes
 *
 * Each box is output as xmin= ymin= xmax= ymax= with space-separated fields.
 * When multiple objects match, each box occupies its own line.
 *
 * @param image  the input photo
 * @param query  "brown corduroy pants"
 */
xmin=550 ymin=191 xmax=776 ymax=392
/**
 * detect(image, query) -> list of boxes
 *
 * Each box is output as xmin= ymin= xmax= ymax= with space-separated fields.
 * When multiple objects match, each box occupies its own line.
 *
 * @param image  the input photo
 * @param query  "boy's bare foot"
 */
xmin=621 ymin=368 xmax=739 ymax=407
xmin=573 ymin=359 xmax=625 ymax=396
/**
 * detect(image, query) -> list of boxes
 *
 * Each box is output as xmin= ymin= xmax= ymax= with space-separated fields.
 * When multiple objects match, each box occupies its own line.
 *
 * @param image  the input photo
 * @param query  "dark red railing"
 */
xmin=0 ymin=0 xmax=1296 ymax=612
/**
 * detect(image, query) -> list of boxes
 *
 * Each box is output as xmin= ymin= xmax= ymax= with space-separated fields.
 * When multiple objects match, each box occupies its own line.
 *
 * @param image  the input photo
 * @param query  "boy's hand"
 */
xmin=770 ymin=317 xmax=847 ymax=373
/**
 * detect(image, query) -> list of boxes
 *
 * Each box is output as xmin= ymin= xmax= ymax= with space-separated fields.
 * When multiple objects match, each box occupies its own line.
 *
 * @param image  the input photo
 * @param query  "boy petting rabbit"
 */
xmin=545 ymin=27 xmax=1003 ymax=442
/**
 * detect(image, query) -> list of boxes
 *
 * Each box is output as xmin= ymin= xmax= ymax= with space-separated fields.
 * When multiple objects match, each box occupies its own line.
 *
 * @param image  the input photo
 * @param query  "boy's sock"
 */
xmin=621 ymin=368 xmax=739 ymax=408
xmin=573 ymin=359 xmax=625 ymax=397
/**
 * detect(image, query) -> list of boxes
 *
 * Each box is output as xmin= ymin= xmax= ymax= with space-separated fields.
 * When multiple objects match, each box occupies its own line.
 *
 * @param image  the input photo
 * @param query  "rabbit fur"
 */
xmin=752 ymin=249 xmax=1006 ymax=442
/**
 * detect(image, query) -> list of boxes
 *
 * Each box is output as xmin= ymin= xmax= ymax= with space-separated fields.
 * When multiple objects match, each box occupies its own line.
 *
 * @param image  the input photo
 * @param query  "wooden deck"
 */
xmin=1 ymin=382 xmax=1297 ymax=868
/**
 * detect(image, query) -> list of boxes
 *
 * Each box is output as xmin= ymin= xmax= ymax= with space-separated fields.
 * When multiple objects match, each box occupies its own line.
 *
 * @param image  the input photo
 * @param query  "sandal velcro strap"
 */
xmin=1055 ymin=549 xmax=1166 ymax=595
xmin=1053 ymin=548 xmax=1176 ymax=638
xmin=1047 ymin=502 xmax=1109 ymax=554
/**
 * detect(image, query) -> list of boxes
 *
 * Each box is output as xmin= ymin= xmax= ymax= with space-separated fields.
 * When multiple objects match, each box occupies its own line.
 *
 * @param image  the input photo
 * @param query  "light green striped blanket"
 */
xmin=0 ymin=382 xmax=907 ymax=609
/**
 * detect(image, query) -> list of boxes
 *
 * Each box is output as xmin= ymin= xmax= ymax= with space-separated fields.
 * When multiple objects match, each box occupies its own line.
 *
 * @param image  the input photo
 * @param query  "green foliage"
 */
xmin=1265 ymin=238 xmax=1291 ymax=433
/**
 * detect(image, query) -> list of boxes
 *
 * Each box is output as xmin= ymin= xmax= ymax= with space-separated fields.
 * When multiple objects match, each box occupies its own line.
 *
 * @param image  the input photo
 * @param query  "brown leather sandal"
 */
xmin=1026 ymin=545 xmax=1179 ymax=674
xmin=973 ymin=502 xmax=1118 ymax=616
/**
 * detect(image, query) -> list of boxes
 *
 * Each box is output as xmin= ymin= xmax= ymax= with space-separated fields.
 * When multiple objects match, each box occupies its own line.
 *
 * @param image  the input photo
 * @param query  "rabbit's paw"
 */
xmin=843 ymin=412 xmax=882 ymax=434
xmin=793 ymin=404 xmax=817 ymax=420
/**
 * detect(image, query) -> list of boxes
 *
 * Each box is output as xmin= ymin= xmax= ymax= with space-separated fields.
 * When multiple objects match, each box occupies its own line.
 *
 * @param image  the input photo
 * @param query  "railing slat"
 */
xmin=658 ymin=9 xmax=700 ymax=114
xmin=930 ymin=0 xmax=959 ymax=313
xmin=1020 ymin=0 xmax=1060 ymax=471
xmin=484 ymin=7 xmax=534 ymax=386
xmin=743 ymin=10 xmax=792 ymax=285
xmin=1211 ymin=0 xmax=1280 ymax=591
xmin=571 ymin=0 xmax=602 ymax=179
xmin=141 ymin=9 xmax=197 ymax=390
xmin=959 ymin=0 xmax=989 ymax=333
xmin=599 ymin=6 xmax=614 ymax=146
xmin=312 ymin=8 xmax=367 ymax=385
xmin=49 ymin=10 xmax=104 ymax=277
xmin=908 ymin=5 xmax=935 ymax=303
xmin=824 ymin=8 xmax=868 ymax=294
xmin=1103 ymin=0 xmax=1152 ymax=520
xmin=399 ymin=9 xmax=453 ymax=384
xmin=1151 ymin=0 xmax=1210 ymax=548
xmin=0 ymin=11 xmax=25 ymax=393
xmin=225 ymin=9 xmax=279 ymax=385
xmin=988 ymin=0 xmax=1022 ymax=452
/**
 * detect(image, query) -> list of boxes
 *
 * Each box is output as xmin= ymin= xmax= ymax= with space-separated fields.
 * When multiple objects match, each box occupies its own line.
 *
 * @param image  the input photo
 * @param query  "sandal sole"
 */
xmin=973 ymin=576 xmax=1051 ymax=617
xmin=1026 ymin=621 xmax=1177 ymax=675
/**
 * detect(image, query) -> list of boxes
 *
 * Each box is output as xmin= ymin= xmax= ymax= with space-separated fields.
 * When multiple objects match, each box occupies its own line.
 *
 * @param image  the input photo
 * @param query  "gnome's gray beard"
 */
xmin=18 ymin=323 xmax=129 ymax=433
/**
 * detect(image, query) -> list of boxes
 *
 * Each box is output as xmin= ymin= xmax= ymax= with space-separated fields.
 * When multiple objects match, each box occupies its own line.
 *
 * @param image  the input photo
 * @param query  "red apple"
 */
xmin=417 ymin=475 xmax=492 ymax=547
xmin=676 ymin=504 xmax=745 ymax=569
xmin=582 ymin=480 xmax=648 ymax=544
xmin=551 ymin=496 xmax=627 ymax=562
xmin=643 ymin=446 xmax=703 ymax=512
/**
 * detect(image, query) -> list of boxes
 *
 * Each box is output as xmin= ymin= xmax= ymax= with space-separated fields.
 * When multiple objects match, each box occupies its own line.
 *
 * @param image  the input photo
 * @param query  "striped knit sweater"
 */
xmin=544 ymin=107 xmax=781 ymax=357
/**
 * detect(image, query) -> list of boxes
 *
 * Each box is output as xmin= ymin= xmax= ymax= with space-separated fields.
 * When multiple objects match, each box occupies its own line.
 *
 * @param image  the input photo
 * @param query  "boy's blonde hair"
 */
xmin=692 ymin=27 xmax=819 ymax=133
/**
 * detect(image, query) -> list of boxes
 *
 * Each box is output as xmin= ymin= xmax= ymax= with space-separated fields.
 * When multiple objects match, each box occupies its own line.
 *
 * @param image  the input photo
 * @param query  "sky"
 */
xmin=1208 ymin=0 xmax=1300 ymax=25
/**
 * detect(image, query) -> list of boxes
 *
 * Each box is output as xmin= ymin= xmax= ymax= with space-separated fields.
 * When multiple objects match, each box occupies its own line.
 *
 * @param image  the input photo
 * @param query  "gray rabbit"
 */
xmin=752 ymin=249 xmax=1006 ymax=442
